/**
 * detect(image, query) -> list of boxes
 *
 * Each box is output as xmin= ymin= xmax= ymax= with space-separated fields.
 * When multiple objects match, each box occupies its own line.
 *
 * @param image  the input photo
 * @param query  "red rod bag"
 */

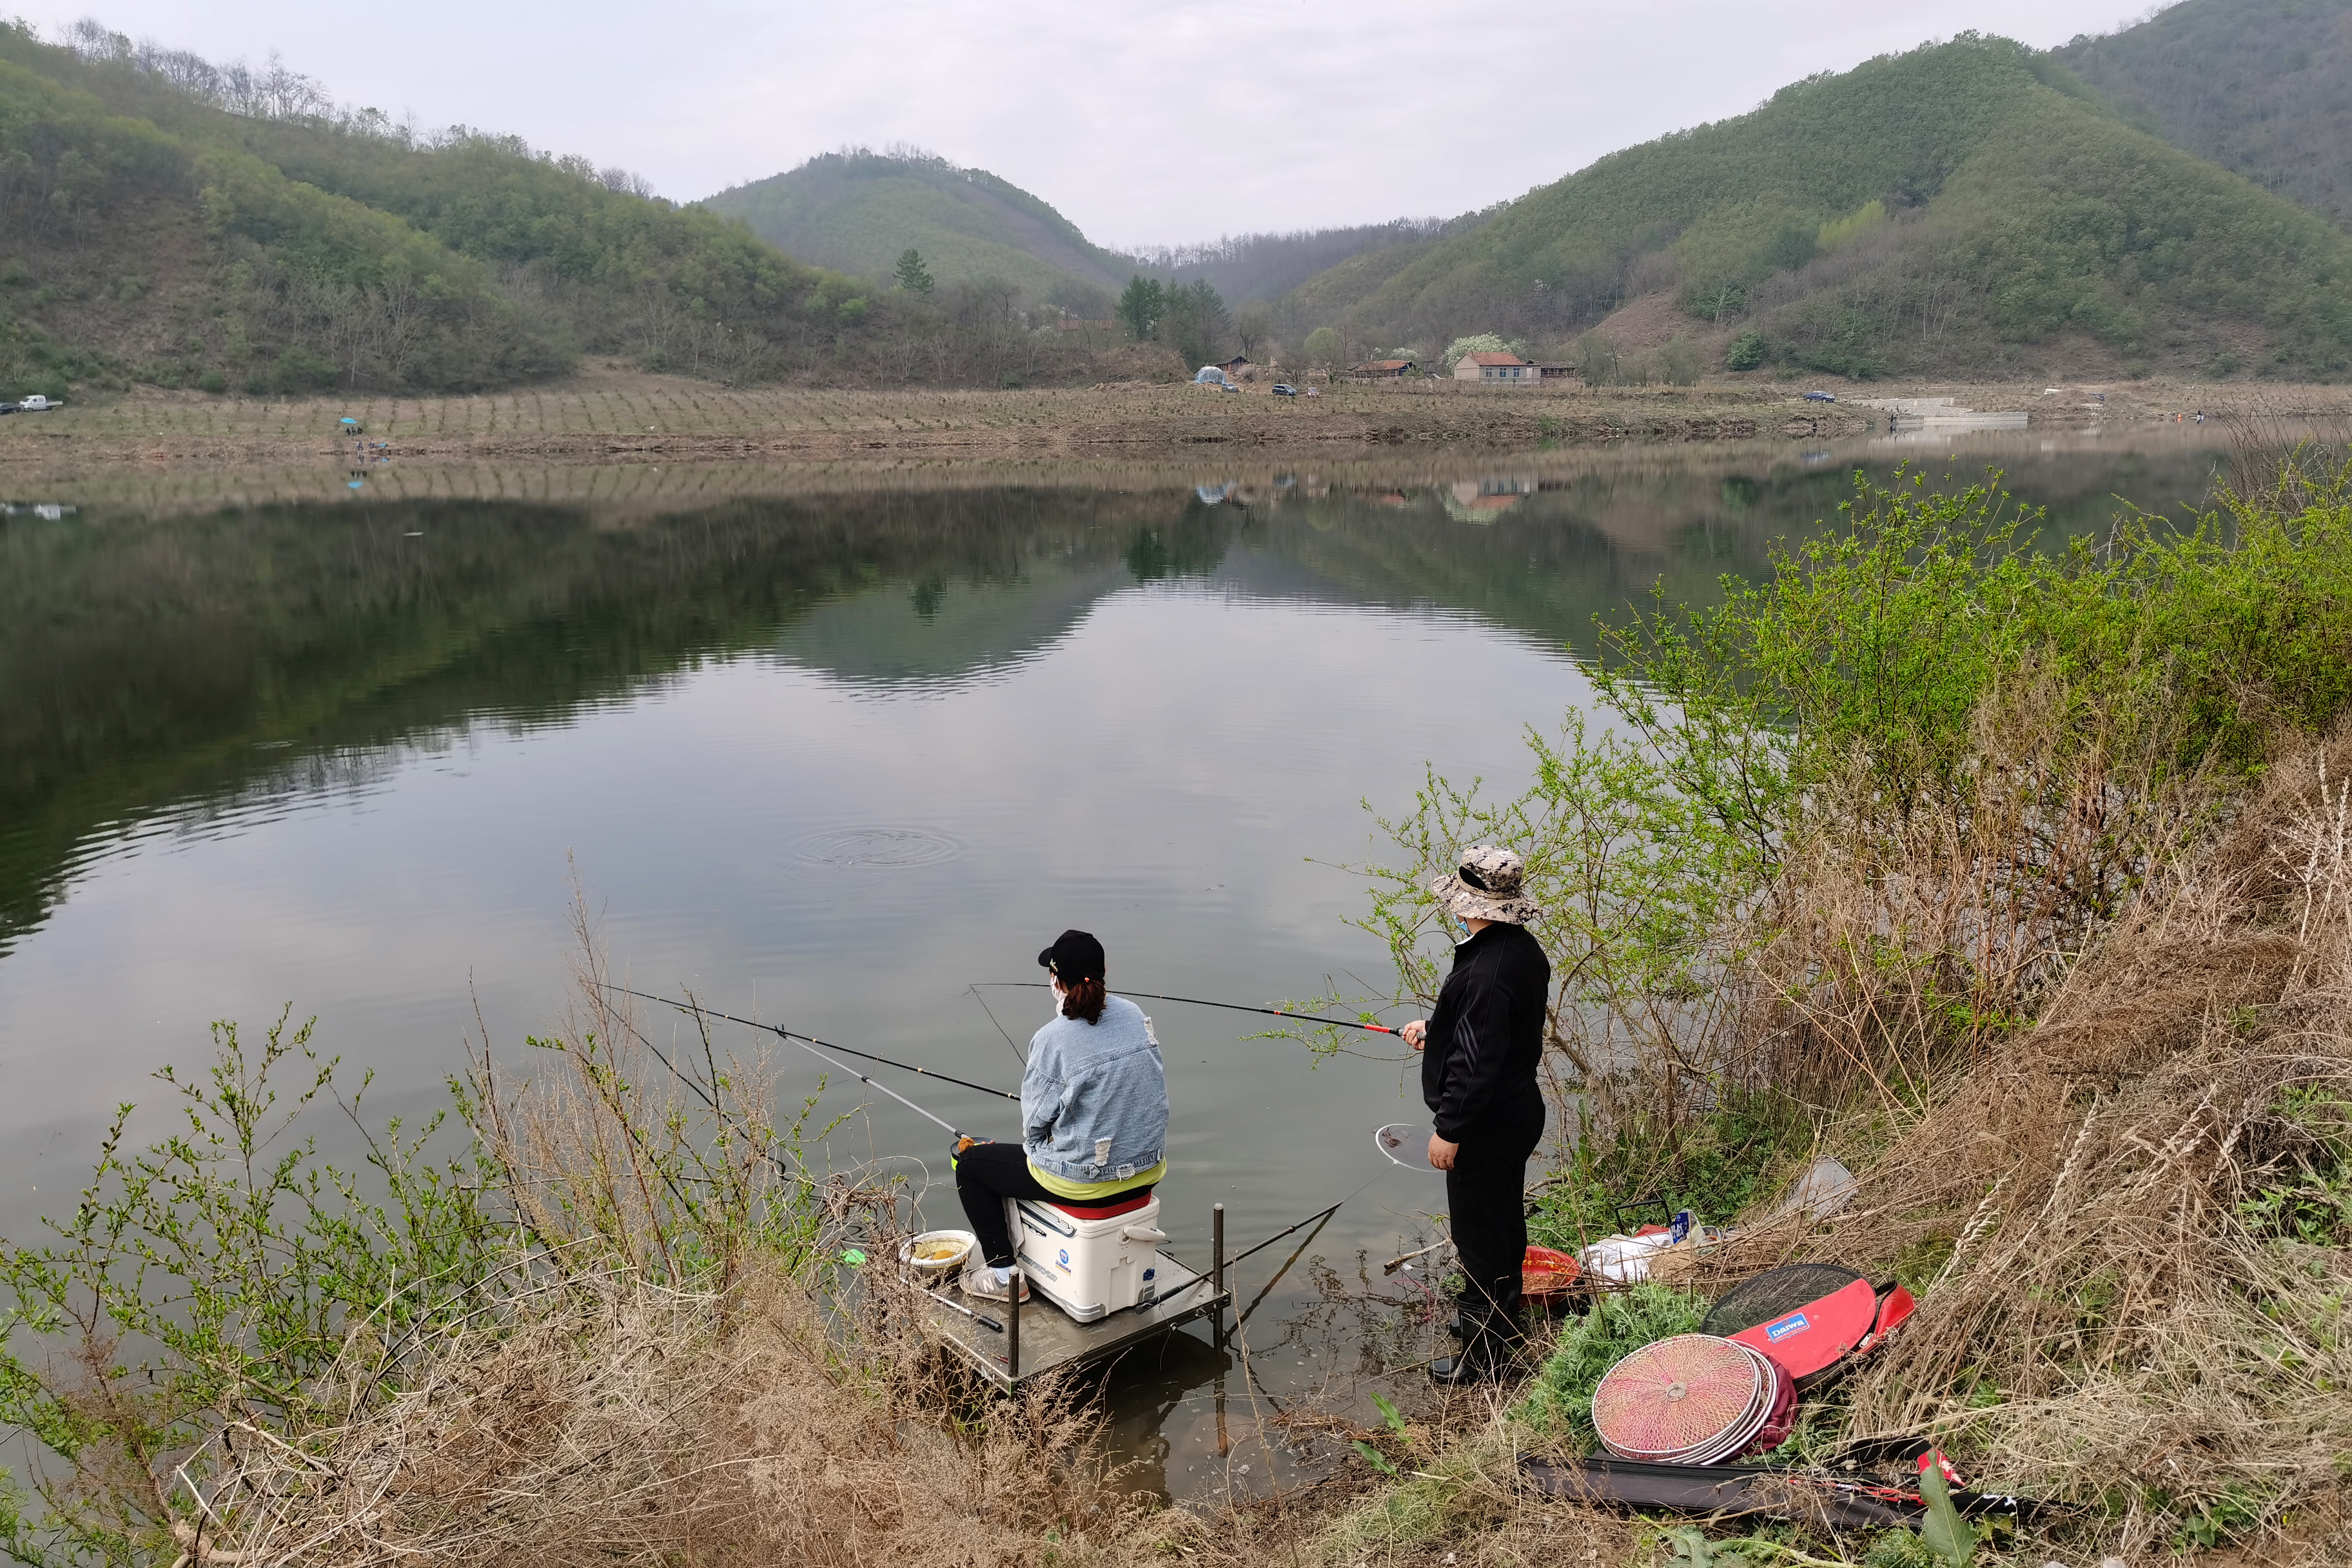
xmin=1727 ymin=1277 xmax=1915 ymax=1389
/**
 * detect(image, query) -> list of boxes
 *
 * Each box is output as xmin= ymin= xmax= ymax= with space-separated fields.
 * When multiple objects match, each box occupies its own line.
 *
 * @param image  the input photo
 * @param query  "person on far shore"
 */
xmin=954 ymin=929 xmax=1168 ymax=1302
xmin=1402 ymin=845 xmax=1551 ymax=1384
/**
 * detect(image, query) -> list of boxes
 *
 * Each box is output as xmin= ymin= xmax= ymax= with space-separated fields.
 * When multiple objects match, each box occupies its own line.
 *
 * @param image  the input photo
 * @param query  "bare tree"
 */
xmin=598 ymin=167 xmax=660 ymax=200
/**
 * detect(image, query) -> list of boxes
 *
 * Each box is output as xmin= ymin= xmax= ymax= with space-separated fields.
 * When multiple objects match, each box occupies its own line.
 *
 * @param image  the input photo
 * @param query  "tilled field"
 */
xmin=0 ymin=377 xmax=1860 ymax=478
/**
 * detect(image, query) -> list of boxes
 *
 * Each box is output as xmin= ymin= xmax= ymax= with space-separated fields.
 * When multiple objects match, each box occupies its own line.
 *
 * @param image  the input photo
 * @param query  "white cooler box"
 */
xmin=1009 ymin=1190 xmax=1169 ymax=1322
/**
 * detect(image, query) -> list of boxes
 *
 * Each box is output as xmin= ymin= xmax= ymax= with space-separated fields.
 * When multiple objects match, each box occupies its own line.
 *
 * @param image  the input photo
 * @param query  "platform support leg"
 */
xmin=1007 ymin=1269 xmax=1022 ymax=1381
xmin=1211 ymin=1202 xmax=1226 ymax=1349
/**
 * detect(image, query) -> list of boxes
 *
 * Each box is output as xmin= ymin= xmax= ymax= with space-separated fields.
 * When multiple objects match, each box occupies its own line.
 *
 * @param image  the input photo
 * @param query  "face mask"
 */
xmin=1048 ymin=979 xmax=1066 ymax=1020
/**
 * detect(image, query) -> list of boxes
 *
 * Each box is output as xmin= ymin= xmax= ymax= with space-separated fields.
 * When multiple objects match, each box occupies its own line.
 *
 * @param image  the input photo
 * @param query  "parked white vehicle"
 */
xmin=14 ymin=394 xmax=61 ymax=411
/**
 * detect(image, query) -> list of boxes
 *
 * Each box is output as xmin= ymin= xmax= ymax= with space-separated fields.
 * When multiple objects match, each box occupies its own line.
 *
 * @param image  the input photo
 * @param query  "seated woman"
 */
xmin=955 ymin=928 xmax=1168 ymax=1302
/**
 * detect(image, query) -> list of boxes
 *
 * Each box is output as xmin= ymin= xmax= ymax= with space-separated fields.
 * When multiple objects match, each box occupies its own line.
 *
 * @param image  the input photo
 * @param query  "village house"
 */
xmin=1346 ymin=358 xmax=1417 ymax=378
xmin=1455 ymin=351 xmax=1538 ymax=384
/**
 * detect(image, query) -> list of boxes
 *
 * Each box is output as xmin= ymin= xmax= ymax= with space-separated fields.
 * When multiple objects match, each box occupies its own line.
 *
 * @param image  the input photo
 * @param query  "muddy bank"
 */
xmin=0 ymin=377 xmax=1862 ymax=480
xmin=6 ymin=371 xmax=2338 ymax=482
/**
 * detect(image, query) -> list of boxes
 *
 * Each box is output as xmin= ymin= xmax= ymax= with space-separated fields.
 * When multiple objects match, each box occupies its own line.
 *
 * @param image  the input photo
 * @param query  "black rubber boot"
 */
xmin=1427 ymin=1349 xmax=1495 ymax=1384
xmin=1434 ymin=1293 xmax=1531 ymax=1383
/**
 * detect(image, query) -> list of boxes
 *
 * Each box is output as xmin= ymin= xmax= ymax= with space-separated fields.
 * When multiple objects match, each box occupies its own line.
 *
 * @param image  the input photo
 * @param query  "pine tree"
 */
xmin=1115 ymin=276 xmax=1165 ymax=341
xmin=894 ymin=248 xmax=934 ymax=295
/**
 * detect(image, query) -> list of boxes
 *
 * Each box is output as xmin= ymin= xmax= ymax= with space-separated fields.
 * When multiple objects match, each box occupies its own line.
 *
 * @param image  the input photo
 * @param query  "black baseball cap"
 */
xmin=1037 ymin=929 xmax=1105 ymax=982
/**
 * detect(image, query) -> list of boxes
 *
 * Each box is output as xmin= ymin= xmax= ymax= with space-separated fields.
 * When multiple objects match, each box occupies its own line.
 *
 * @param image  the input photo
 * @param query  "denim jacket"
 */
xmin=1023 ymin=995 xmax=1169 ymax=1183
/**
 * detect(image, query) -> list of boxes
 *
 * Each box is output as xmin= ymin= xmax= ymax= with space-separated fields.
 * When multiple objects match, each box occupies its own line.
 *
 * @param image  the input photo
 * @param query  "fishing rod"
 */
xmin=609 ymin=985 xmax=1004 ymax=1141
xmin=1157 ymin=1195 xmax=1354 ymax=1311
xmin=975 ymin=982 xmax=1406 ymax=1037
xmin=1226 ymin=1197 xmax=1348 ymax=1269
xmin=605 ymin=985 xmax=1017 ymax=1102
xmin=919 ymin=1283 xmax=1003 ymax=1335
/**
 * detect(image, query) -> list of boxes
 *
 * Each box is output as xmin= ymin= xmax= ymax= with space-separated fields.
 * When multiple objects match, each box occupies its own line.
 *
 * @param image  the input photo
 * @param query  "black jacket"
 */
xmin=1420 ymin=922 xmax=1551 ymax=1140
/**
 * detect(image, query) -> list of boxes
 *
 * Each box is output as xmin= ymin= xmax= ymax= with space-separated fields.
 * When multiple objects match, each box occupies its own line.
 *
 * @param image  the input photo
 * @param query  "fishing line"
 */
xmin=605 ymin=985 xmax=1018 ymax=1102
xmin=609 ymin=985 xmax=992 ymax=1140
xmin=594 ymin=1004 xmax=935 ymax=1207
xmin=972 ymin=981 xmax=1406 ymax=1035
xmin=966 ymin=983 xmax=1028 ymax=1068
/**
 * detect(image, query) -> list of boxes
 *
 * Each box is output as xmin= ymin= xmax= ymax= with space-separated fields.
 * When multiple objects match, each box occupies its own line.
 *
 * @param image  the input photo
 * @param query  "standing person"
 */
xmin=954 ymin=929 xmax=1169 ymax=1302
xmin=1402 ymin=845 xmax=1550 ymax=1384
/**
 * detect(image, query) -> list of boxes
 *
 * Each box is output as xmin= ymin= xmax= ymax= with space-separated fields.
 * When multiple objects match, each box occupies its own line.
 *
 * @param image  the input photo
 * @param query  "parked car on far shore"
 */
xmin=1271 ymin=383 xmax=1298 ymax=398
xmin=1802 ymin=390 xmax=1836 ymax=402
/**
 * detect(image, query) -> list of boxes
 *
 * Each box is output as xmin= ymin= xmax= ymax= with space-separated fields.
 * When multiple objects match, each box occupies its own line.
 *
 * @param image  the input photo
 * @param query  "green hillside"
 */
xmin=701 ymin=150 xmax=1126 ymax=311
xmin=2056 ymin=0 xmax=2352 ymax=231
xmin=1290 ymin=35 xmax=2352 ymax=380
xmin=0 ymin=26 xmax=1086 ymax=398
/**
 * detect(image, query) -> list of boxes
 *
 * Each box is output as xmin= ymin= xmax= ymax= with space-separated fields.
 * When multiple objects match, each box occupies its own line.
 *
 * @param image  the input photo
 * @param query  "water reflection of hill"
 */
xmin=0 ymin=436 xmax=2230 ymax=952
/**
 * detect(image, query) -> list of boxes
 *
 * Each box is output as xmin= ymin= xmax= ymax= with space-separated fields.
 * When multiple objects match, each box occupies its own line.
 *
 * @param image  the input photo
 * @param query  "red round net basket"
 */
xmin=1591 ymin=1333 xmax=1782 ymax=1464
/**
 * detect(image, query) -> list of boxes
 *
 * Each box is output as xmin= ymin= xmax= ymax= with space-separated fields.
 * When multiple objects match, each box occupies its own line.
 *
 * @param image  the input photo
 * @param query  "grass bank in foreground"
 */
xmin=1327 ymin=437 xmax=2352 ymax=1563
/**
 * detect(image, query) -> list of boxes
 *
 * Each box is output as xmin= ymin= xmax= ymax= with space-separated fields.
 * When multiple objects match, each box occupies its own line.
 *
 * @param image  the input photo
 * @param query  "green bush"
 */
xmin=1351 ymin=458 xmax=2352 ymax=1218
xmin=257 ymin=344 xmax=338 ymax=394
xmin=0 ymin=1011 xmax=505 ymax=1566
xmin=1725 ymin=329 xmax=1765 ymax=371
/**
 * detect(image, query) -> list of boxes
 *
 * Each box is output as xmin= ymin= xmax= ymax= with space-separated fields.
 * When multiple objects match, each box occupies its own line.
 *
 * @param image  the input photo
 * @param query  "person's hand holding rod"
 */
xmin=1400 ymin=1020 xmax=1459 ymax=1170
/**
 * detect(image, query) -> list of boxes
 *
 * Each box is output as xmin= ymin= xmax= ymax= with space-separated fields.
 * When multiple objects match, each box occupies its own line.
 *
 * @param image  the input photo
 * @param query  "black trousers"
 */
xmin=1446 ymin=1117 xmax=1544 ymax=1352
xmin=954 ymin=1141 xmax=1155 ymax=1268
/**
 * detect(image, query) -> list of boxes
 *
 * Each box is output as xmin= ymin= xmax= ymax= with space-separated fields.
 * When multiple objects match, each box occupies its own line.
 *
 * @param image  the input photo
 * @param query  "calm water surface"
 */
xmin=0 ymin=427 xmax=2231 ymax=1496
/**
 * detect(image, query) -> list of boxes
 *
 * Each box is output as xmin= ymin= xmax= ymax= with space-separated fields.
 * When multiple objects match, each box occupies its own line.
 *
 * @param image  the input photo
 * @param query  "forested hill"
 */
xmin=701 ymin=150 xmax=1129 ymax=311
xmin=0 ymin=25 xmax=1112 ymax=398
xmin=2055 ymin=0 xmax=2352 ymax=231
xmin=1284 ymin=34 xmax=2352 ymax=381
xmin=1114 ymin=218 xmax=1480 ymax=308
xmin=700 ymin=148 xmax=1462 ymax=313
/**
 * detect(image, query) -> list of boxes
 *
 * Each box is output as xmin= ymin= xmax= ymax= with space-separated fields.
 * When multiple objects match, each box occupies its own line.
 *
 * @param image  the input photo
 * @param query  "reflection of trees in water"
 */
xmin=1124 ymin=500 xmax=1240 ymax=583
xmin=0 ymin=444 xmax=2228 ymax=953
xmin=0 ymin=487 xmax=1204 ymax=950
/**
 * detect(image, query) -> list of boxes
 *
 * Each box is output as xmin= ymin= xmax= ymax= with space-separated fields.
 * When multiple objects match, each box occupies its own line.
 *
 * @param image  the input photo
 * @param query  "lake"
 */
xmin=0 ymin=425 xmax=2234 ymax=1496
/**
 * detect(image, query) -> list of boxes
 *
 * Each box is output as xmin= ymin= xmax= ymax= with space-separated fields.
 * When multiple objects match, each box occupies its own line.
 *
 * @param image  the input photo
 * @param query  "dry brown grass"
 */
xmin=199 ymin=1266 xmax=1151 ymax=1568
xmin=178 ymin=896 xmax=1164 ymax=1568
xmin=1681 ymin=721 xmax=2352 ymax=1559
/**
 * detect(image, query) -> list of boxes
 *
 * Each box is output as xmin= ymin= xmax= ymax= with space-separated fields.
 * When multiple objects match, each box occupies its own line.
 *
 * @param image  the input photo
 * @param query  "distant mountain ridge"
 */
xmin=1273 ymin=33 xmax=2352 ymax=380
xmin=701 ymin=148 xmax=1446 ymax=312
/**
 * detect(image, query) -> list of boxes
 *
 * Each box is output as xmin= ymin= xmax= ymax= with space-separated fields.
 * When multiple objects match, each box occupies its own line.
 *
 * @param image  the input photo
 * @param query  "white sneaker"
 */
xmin=963 ymin=1264 xmax=1031 ymax=1303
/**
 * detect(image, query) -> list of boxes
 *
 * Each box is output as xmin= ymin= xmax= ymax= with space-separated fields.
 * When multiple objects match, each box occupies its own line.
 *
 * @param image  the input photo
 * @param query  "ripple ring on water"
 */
xmin=790 ymin=827 xmax=963 ymax=869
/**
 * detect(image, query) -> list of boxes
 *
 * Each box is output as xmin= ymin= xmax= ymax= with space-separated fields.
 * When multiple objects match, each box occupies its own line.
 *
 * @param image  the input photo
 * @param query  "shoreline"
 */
xmin=6 ymin=372 xmax=2340 ymax=482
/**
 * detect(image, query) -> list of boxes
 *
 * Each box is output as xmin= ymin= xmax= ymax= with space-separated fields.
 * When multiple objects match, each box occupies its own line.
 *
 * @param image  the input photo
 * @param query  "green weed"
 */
xmin=1514 ymin=1282 xmax=1706 ymax=1449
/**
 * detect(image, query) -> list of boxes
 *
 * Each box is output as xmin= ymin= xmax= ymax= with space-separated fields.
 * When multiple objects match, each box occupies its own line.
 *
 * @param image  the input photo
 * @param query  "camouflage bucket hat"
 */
xmin=1430 ymin=844 xmax=1542 ymax=925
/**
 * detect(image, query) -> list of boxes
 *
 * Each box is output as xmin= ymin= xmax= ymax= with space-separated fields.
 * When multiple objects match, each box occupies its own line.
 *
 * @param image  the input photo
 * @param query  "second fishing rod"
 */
xmin=973 ymin=981 xmax=1407 ymax=1037
xmin=607 ymin=985 xmax=1015 ymax=1141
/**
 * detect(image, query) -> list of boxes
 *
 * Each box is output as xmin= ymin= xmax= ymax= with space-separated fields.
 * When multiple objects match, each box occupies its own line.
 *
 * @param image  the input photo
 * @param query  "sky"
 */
xmin=19 ymin=0 xmax=2159 ymax=248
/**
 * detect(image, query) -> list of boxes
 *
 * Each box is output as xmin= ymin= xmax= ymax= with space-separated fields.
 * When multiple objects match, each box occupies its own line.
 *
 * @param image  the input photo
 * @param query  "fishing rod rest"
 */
xmin=1211 ymin=1203 xmax=1226 ymax=1349
xmin=1006 ymin=1269 xmax=1022 ymax=1378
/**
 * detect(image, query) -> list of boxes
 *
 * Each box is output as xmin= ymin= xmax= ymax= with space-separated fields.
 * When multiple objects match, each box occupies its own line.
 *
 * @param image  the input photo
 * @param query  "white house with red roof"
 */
xmin=1454 ymin=350 xmax=1538 ymax=384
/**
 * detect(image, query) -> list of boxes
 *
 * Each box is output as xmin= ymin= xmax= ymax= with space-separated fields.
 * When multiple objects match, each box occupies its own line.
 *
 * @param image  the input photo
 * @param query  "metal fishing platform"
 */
xmin=918 ymin=1250 xmax=1228 ymax=1389
xmin=917 ymin=1200 xmax=1261 ymax=1390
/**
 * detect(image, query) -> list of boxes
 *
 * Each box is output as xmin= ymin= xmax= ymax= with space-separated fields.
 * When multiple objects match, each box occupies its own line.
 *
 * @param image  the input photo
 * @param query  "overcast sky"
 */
xmin=21 ymin=0 xmax=2157 ymax=247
